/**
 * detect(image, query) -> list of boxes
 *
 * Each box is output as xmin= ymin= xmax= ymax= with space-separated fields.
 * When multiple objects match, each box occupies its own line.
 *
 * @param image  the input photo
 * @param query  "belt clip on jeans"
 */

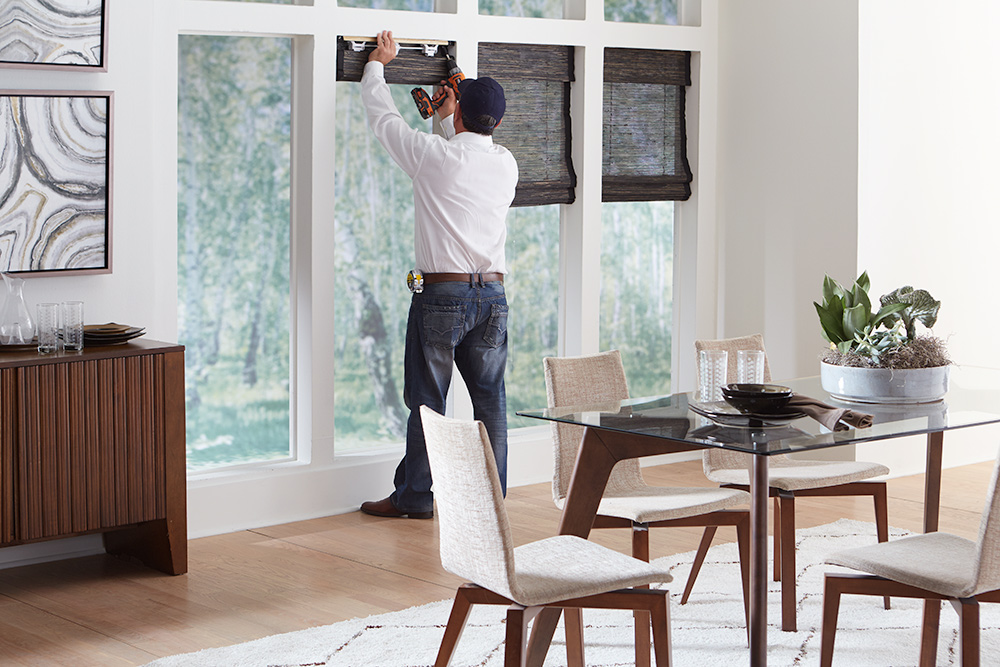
xmin=406 ymin=269 xmax=424 ymax=294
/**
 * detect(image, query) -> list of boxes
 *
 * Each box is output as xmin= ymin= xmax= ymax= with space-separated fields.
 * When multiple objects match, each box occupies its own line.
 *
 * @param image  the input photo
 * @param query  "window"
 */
xmin=479 ymin=43 xmax=576 ymax=207
xmin=600 ymin=48 xmax=690 ymax=397
xmin=332 ymin=41 xmax=442 ymax=453
xmin=603 ymin=48 xmax=692 ymax=202
xmin=480 ymin=0 xmax=564 ymax=18
xmin=504 ymin=205 xmax=560 ymax=427
xmin=605 ymin=0 xmax=678 ymax=24
xmin=177 ymin=35 xmax=293 ymax=470
xmin=600 ymin=201 xmax=675 ymax=397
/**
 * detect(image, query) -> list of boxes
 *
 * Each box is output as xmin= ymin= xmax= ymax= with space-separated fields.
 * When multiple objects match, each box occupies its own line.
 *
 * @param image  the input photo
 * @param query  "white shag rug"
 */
xmin=144 ymin=519 xmax=1000 ymax=666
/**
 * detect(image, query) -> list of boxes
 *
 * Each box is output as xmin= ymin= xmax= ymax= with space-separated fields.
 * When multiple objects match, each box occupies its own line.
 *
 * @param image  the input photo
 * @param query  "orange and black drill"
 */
xmin=411 ymin=57 xmax=465 ymax=119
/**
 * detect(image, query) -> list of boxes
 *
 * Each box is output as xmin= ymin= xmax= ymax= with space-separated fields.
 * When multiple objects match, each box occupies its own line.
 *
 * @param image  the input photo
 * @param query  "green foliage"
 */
xmin=605 ymin=0 xmax=678 ymax=24
xmin=178 ymin=35 xmax=292 ymax=469
xmin=479 ymin=0 xmax=564 ymax=18
xmin=600 ymin=201 xmax=674 ymax=397
xmin=815 ymin=272 xmax=941 ymax=366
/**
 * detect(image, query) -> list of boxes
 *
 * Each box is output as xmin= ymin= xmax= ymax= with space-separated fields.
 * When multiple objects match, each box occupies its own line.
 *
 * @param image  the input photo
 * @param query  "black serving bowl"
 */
xmin=721 ymin=384 xmax=793 ymax=414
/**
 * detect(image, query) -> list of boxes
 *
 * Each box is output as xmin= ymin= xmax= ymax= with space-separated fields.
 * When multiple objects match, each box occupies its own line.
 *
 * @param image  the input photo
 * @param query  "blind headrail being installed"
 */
xmin=336 ymin=36 xmax=450 ymax=84
xmin=603 ymin=48 xmax=692 ymax=202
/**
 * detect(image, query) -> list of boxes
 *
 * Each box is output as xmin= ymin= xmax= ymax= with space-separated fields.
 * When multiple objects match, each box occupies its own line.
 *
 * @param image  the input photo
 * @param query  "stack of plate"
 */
xmin=83 ymin=323 xmax=146 ymax=346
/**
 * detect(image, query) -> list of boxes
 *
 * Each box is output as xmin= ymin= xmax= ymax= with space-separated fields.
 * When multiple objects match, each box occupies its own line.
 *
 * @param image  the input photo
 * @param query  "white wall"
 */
xmin=714 ymin=0 xmax=859 ymax=382
xmin=0 ymin=2 xmax=178 ymax=342
xmin=854 ymin=0 xmax=1000 ymax=473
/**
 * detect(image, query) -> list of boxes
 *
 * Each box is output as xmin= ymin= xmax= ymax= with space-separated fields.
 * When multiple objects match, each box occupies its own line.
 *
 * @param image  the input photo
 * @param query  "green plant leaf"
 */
xmin=856 ymin=271 xmax=871 ymax=295
xmin=822 ymin=275 xmax=845 ymax=305
xmin=871 ymin=302 xmax=909 ymax=327
xmin=815 ymin=300 xmax=846 ymax=343
xmin=842 ymin=303 xmax=869 ymax=341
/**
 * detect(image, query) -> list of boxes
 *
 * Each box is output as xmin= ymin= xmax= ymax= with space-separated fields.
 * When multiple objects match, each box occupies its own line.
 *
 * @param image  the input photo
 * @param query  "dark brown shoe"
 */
xmin=360 ymin=496 xmax=433 ymax=519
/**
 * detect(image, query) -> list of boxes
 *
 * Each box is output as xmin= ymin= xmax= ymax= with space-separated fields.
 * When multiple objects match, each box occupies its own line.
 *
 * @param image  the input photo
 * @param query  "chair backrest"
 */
xmin=694 ymin=334 xmax=774 ymax=474
xmin=543 ymin=350 xmax=643 ymax=503
xmin=971 ymin=444 xmax=1000 ymax=595
xmin=420 ymin=405 xmax=518 ymax=601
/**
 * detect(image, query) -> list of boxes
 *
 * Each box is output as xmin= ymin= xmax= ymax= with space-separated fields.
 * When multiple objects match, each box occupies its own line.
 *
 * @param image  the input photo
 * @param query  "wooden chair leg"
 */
xmin=631 ymin=524 xmax=651 ymax=667
xmin=564 ymin=607 xmax=585 ymax=667
xmin=505 ymin=605 xmax=529 ymax=667
xmin=735 ymin=514 xmax=751 ymax=635
xmin=951 ymin=598 xmax=980 ymax=667
xmin=779 ymin=491 xmax=797 ymax=631
xmin=435 ymin=587 xmax=476 ymax=667
xmin=874 ymin=485 xmax=891 ymax=610
xmin=919 ymin=600 xmax=941 ymax=667
xmin=681 ymin=526 xmax=717 ymax=604
xmin=819 ymin=574 xmax=842 ymax=667
xmin=773 ymin=496 xmax=781 ymax=581
xmin=649 ymin=593 xmax=672 ymax=667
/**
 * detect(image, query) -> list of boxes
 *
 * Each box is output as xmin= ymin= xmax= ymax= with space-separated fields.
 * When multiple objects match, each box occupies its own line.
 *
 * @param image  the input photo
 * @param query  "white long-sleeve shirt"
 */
xmin=361 ymin=61 xmax=518 ymax=275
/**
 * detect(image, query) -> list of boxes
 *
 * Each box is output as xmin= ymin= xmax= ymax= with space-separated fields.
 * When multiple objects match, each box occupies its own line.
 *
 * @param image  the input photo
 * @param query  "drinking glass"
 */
xmin=62 ymin=301 xmax=84 ymax=351
xmin=36 ymin=303 xmax=60 ymax=354
xmin=737 ymin=349 xmax=766 ymax=385
xmin=699 ymin=349 xmax=728 ymax=402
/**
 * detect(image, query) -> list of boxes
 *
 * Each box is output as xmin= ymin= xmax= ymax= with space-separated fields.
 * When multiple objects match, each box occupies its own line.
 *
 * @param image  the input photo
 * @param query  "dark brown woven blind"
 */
xmin=479 ymin=43 xmax=576 ymax=207
xmin=336 ymin=37 xmax=450 ymax=84
xmin=603 ymin=48 xmax=692 ymax=202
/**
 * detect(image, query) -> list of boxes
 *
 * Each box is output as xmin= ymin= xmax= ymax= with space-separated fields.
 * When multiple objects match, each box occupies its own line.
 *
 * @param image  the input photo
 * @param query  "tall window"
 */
xmin=177 ymin=36 xmax=293 ymax=470
xmin=505 ymin=205 xmax=559 ymax=427
xmin=601 ymin=202 xmax=674 ymax=397
xmin=333 ymin=82 xmax=427 ymax=453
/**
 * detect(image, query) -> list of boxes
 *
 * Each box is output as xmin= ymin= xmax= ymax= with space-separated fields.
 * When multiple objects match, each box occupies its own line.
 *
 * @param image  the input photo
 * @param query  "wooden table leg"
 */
xmin=918 ymin=431 xmax=945 ymax=666
xmin=923 ymin=431 xmax=943 ymax=534
xmin=524 ymin=427 xmax=618 ymax=667
xmin=750 ymin=454 xmax=769 ymax=666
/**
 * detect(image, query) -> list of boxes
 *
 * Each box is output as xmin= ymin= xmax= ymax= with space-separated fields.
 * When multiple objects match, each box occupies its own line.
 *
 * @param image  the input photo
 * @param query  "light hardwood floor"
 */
xmin=0 ymin=458 xmax=994 ymax=666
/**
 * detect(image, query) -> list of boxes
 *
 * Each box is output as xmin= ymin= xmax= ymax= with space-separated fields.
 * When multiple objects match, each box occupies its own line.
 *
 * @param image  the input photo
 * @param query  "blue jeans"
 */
xmin=391 ymin=280 xmax=508 ymax=513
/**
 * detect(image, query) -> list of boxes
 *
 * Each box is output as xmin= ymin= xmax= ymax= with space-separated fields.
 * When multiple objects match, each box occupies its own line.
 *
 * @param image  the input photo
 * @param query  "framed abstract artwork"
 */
xmin=0 ymin=1 xmax=108 ymax=71
xmin=0 ymin=91 xmax=113 ymax=275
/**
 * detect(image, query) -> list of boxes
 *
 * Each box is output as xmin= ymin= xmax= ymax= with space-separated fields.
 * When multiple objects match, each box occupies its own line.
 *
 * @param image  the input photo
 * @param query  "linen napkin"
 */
xmin=786 ymin=393 xmax=873 ymax=432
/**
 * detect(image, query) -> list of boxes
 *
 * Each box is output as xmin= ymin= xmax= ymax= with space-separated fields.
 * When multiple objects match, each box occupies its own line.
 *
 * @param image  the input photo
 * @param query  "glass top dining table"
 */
xmin=515 ymin=366 xmax=1000 ymax=667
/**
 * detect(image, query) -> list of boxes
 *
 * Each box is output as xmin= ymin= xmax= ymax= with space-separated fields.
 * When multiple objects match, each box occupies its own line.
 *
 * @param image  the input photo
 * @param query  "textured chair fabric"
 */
xmin=820 ymin=446 xmax=1000 ymax=667
xmin=544 ymin=350 xmax=751 ymax=521
xmin=826 ymin=446 xmax=1000 ymax=599
xmin=693 ymin=335 xmax=890 ymax=488
xmin=420 ymin=405 xmax=673 ymax=607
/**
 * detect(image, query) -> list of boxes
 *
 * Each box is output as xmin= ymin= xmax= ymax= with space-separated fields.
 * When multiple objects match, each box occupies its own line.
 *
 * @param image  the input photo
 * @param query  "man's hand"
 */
xmin=368 ymin=30 xmax=398 ymax=65
xmin=433 ymin=82 xmax=457 ymax=120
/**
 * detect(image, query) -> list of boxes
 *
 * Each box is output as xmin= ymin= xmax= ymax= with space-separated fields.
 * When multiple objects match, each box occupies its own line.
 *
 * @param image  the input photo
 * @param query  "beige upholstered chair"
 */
xmin=420 ymin=405 xmax=674 ymax=667
xmin=820 ymin=445 xmax=1000 ymax=667
xmin=694 ymin=334 xmax=890 ymax=631
xmin=544 ymin=350 xmax=750 ymax=662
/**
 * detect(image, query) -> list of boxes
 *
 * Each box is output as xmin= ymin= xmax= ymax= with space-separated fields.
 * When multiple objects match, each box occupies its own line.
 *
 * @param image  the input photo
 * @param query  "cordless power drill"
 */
xmin=411 ymin=57 xmax=465 ymax=119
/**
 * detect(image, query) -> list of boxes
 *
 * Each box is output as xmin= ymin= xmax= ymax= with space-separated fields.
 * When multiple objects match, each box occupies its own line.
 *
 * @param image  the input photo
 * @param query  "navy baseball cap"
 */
xmin=457 ymin=77 xmax=506 ymax=132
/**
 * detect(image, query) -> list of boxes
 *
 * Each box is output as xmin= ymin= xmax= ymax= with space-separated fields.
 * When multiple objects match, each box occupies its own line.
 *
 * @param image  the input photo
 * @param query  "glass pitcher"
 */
xmin=0 ymin=273 xmax=35 ymax=345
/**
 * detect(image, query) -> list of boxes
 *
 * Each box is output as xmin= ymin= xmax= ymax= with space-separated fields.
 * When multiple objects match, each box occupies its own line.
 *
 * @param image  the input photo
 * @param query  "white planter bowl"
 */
xmin=820 ymin=361 xmax=950 ymax=404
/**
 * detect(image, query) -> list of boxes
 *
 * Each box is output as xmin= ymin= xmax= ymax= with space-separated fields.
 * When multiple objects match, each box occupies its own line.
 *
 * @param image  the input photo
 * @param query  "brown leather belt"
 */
xmin=422 ymin=272 xmax=504 ymax=285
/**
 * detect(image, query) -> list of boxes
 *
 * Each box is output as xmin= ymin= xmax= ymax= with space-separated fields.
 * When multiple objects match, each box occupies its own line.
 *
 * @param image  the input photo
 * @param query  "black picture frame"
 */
xmin=0 ymin=91 xmax=113 ymax=275
xmin=0 ymin=1 xmax=109 ymax=71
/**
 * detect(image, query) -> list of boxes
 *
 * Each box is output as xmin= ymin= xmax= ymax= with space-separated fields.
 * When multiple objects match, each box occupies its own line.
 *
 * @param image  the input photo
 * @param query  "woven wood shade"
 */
xmin=603 ymin=48 xmax=692 ymax=202
xmin=479 ymin=42 xmax=576 ymax=207
xmin=336 ymin=37 xmax=450 ymax=84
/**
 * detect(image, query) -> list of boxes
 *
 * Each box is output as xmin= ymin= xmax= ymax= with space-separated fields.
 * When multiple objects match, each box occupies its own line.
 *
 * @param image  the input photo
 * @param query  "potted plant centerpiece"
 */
xmin=814 ymin=272 xmax=951 ymax=403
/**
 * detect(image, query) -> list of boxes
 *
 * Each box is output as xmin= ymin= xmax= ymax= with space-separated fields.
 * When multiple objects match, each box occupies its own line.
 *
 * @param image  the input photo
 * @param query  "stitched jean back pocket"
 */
xmin=483 ymin=303 xmax=508 ymax=348
xmin=422 ymin=304 xmax=464 ymax=349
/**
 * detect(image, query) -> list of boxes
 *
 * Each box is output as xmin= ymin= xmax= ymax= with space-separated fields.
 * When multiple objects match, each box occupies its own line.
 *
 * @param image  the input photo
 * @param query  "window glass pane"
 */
xmin=209 ymin=0 xmax=295 ymax=3
xmin=505 ymin=205 xmax=559 ymax=427
xmin=337 ymin=0 xmax=433 ymax=11
xmin=605 ymin=0 xmax=677 ymax=25
xmin=178 ymin=36 xmax=292 ymax=471
xmin=480 ymin=0 xmax=563 ymax=18
xmin=333 ymin=82 xmax=429 ymax=454
xmin=600 ymin=201 xmax=674 ymax=397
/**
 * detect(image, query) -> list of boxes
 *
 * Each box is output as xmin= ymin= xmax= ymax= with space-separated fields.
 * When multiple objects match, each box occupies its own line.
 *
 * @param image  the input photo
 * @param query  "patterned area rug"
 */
xmin=144 ymin=519 xmax=1000 ymax=666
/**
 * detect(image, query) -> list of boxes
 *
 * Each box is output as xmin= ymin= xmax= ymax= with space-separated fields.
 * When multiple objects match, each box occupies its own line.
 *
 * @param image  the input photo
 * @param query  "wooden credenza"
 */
xmin=0 ymin=339 xmax=187 ymax=575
